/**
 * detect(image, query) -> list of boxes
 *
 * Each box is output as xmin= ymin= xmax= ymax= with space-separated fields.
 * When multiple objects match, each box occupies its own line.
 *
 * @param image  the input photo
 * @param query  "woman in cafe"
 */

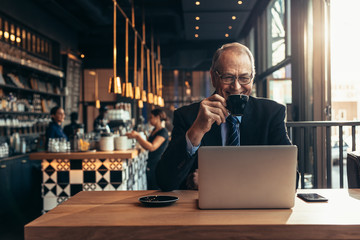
xmin=126 ymin=109 xmax=169 ymax=190
xmin=45 ymin=106 xmax=67 ymax=149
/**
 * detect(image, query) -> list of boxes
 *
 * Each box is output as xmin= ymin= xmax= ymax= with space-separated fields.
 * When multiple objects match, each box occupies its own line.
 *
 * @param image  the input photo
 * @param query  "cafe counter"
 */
xmin=29 ymin=149 xmax=148 ymax=212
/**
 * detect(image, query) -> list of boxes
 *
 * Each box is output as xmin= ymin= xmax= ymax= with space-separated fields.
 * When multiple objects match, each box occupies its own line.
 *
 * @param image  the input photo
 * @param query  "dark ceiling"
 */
xmin=32 ymin=0 xmax=267 ymax=70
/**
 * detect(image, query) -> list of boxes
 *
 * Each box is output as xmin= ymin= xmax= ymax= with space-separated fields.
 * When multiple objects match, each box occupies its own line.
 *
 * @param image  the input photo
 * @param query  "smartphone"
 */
xmin=297 ymin=193 xmax=328 ymax=202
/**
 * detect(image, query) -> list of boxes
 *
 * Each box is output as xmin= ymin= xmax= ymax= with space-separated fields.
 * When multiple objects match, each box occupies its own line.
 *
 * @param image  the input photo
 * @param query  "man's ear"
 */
xmin=210 ymin=70 xmax=217 ymax=88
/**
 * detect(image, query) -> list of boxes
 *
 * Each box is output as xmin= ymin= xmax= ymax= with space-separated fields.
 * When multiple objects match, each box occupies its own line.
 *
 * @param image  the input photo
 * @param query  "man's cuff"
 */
xmin=185 ymin=131 xmax=200 ymax=156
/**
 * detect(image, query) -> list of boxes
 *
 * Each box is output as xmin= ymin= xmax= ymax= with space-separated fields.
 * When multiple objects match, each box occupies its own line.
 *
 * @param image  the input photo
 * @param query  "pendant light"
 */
xmin=125 ymin=18 xmax=133 ymax=98
xmin=89 ymin=70 xmax=101 ymax=108
xmin=141 ymin=43 xmax=147 ymax=103
xmin=134 ymin=34 xmax=140 ymax=100
xmin=151 ymin=32 xmax=157 ymax=105
xmin=147 ymin=48 xmax=153 ymax=104
xmin=131 ymin=2 xmax=140 ymax=100
xmin=141 ymin=13 xmax=147 ymax=103
xmin=109 ymin=0 xmax=122 ymax=94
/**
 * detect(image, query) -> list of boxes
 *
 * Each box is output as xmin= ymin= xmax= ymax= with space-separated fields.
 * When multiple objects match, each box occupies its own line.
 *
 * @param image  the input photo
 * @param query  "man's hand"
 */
xmin=186 ymin=169 xmax=199 ymax=190
xmin=193 ymin=169 xmax=199 ymax=188
xmin=187 ymin=94 xmax=228 ymax=146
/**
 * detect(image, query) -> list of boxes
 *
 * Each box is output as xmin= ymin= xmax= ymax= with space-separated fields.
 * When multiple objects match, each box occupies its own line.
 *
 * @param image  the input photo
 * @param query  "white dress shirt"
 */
xmin=186 ymin=116 xmax=242 ymax=155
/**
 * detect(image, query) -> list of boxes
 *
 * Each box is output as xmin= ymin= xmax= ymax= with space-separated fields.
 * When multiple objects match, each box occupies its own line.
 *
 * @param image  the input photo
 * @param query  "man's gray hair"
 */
xmin=210 ymin=42 xmax=256 ymax=78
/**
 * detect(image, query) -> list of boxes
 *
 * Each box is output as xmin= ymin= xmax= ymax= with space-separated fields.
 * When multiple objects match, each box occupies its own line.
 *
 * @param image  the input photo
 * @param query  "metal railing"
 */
xmin=286 ymin=121 xmax=360 ymax=189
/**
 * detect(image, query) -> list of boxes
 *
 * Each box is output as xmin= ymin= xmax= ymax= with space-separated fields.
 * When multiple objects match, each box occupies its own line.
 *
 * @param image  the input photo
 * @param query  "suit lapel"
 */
xmin=240 ymin=97 xmax=254 ymax=145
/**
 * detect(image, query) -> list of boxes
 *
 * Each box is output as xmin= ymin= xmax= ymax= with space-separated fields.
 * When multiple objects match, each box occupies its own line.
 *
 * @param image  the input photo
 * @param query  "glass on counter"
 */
xmin=73 ymin=132 xmax=96 ymax=152
xmin=75 ymin=133 xmax=90 ymax=151
xmin=48 ymin=138 xmax=70 ymax=153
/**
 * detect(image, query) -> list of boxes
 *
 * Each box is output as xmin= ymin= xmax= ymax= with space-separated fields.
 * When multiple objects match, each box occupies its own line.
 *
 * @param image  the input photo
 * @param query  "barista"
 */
xmin=45 ymin=106 xmax=67 ymax=149
xmin=64 ymin=112 xmax=82 ymax=139
xmin=64 ymin=112 xmax=84 ymax=150
xmin=93 ymin=105 xmax=110 ymax=133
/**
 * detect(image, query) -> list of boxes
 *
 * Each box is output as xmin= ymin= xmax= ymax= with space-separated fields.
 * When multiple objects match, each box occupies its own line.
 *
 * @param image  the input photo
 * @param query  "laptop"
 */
xmin=198 ymin=145 xmax=298 ymax=209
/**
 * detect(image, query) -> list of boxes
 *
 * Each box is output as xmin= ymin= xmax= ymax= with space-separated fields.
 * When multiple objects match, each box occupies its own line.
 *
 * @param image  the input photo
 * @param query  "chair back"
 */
xmin=347 ymin=152 xmax=360 ymax=188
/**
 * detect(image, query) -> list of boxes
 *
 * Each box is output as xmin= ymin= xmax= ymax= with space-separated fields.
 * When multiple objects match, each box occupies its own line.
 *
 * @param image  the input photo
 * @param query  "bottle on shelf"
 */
xmin=0 ymin=142 xmax=9 ymax=158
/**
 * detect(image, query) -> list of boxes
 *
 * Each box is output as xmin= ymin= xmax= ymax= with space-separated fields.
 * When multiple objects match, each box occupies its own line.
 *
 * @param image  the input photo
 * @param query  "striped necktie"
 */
xmin=226 ymin=115 xmax=240 ymax=146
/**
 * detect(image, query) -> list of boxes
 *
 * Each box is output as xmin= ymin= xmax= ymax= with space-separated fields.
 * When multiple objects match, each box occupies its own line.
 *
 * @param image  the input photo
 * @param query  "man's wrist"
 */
xmin=187 ymin=125 xmax=205 ymax=147
xmin=185 ymin=131 xmax=201 ymax=156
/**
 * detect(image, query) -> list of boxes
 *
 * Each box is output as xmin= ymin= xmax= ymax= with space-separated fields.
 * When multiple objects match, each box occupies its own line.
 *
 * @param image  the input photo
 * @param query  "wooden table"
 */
xmin=25 ymin=189 xmax=360 ymax=240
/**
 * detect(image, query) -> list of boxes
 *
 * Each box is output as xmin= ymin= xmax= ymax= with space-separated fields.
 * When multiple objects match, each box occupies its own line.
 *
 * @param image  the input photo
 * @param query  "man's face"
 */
xmin=210 ymin=50 xmax=253 ymax=100
xmin=53 ymin=108 xmax=65 ymax=124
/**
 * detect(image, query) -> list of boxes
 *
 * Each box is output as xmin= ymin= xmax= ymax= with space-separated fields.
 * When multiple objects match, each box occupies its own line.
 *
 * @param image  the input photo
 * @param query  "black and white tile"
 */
xmin=41 ymin=151 xmax=148 ymax=211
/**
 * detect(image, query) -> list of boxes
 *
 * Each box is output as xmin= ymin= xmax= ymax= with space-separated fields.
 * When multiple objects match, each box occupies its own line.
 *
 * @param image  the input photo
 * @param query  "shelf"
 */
xmin=0 ymin=35 xmax=65 ymax=139
xmin=0 ymin=154 xmax=29 ymax=162
xmin=0 ymin=111 xmax=50 ymax=116
xmin=0 ymin=52 xmax=64 ymax=78
xmin=0 ymin=84 xmax=64 ymax=97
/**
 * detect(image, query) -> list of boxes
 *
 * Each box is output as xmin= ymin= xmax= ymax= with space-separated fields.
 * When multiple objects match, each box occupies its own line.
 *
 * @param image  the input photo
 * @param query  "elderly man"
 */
xmin=156 ymin=42 xmax=292 ymax=191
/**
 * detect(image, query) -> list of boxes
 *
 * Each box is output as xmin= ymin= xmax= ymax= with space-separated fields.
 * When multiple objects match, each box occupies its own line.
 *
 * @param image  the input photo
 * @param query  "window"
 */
xmin=267 ymin=64 xmax=292 ymax=105
xmin=267 ymin=0 xmax=286 ymax=67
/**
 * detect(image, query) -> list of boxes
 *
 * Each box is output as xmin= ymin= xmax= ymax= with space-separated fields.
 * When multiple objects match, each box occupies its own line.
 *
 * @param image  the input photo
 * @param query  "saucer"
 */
xmin=138 ymin=195 xmax=179 ymax=207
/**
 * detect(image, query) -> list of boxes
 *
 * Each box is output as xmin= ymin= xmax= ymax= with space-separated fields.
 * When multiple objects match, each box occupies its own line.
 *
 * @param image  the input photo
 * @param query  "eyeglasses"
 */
xmin=215 ymin=71 xmax=252 ymax=85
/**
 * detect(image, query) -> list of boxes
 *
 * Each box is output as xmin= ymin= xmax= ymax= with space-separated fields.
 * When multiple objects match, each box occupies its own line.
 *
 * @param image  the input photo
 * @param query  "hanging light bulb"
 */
xmin=96 ymin=100 xmax=101 ymax=109
xmin=90 ymin=70 xmax=101 ymax=108
xmin=148 ymin=92 xmax=153 ymax=104
xmin=125 ymin=18 xmax=129 ymax=98
xmin=126 ymin=82 xmax=133 ymax=98
xmin=109 ymin=76 xmax=122 ymax=94
xmin=135 ymin=86 xmax=141 ymax=99
xmin=154 ymin=94 xmax=158 ymax=105
xmin=138 ymin=100 xmax=143 ymax=109
xmin=158 ymin=96 xmax=163 ymax=107
xmin=115 ymin=77 xmax=121 ymax=93
xmin=108 ymin=77 xmax=113 ymax=93
xmin=142 ymin=90 xmax=147 ymax=102
xmin=121 ymin=82 xmax=126 ymax=96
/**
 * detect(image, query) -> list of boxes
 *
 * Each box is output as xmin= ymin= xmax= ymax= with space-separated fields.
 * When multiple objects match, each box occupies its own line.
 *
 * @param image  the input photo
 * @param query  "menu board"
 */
xmin=64 ymin=55 xmax=81 ymax=115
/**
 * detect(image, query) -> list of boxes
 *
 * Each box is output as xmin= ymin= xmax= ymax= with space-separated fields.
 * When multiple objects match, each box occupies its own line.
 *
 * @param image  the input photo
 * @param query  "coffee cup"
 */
xmin=226 ymin=94 xmax=249 ymax=116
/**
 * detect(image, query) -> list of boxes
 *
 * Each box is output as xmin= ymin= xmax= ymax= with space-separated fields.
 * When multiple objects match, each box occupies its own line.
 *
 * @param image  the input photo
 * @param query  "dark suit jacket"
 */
xmin=156 ymin=96 xmax=292 ymax=191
